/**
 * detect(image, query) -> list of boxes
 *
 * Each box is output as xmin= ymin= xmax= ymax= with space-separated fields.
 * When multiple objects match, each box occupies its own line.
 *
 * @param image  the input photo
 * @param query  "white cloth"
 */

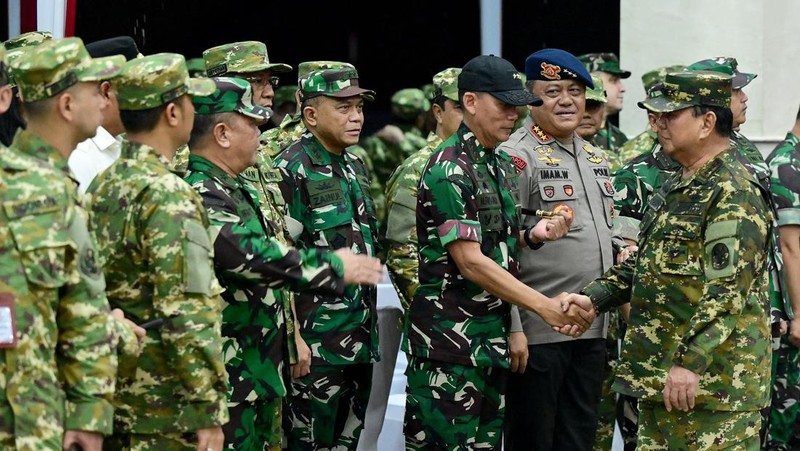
xmin=69 ymin=126 xmax=122 ymax=194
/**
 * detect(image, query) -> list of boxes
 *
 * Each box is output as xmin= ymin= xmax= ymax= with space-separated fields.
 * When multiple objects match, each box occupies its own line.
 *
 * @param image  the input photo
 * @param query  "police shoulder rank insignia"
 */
xmin=530 ymin=124 xmax=552 ymax=143
xmin=583 ymin=144 xmax=604 ymax=164
xmin=540 ymin=62 xmax=562 ymax=80
xmin=511 ymin=155 xmax=527 ymax=175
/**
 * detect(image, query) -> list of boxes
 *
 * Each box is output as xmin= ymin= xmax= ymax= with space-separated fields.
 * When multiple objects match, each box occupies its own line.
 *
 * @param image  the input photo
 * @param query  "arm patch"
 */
xmin=704 ymin=220 xmax=739 ymax=280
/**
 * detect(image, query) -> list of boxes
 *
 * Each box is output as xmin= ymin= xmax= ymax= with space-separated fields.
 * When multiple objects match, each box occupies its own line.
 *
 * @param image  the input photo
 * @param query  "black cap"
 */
xmin=459 ymin=55 xmax=542 ymax=107
xmin=85 ymin=36 xmax=140 ymax=61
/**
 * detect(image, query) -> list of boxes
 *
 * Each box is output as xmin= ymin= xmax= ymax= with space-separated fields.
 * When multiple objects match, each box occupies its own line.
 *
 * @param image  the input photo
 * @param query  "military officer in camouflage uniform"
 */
xmin=764 ymin=106 xmax=800 ymax=450
xmin=2 ymin=37 xmax=123 ymax=451
xmin=575 ymin=70 xmax=772 ymax=450
xmin=578 ymin=52 xmax=631 ymax=163
xmin=88 ymin=53 xmax=229 ymax=451
xmin=273 ymin=66 xmax=383 ymax=450
xmin=576 ymin=73 xmax=609 ymax=152
xmin=500 ymin=48 xmax=614 ymax=451
xmin=404 ymin=54 xmax=595 ymax=450
xmin=184 ymin=77 xmax=382 ymax=451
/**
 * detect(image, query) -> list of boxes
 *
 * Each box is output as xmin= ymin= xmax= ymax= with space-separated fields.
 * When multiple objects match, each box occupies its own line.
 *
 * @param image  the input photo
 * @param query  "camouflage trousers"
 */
xmin=404 ymin=355 xmax=507 ymax=450
xmin=763 ymin=334 xmax=800 ymax=450
xmin=284 ymin=362 xmax=372 ymax=450
xmin=223 ymin=398 xmax=282 ymax=451
xmin=637 ymin=402 xmax=761 ymax=450
xmin=104 ymin=431 xmax=200 ymax=450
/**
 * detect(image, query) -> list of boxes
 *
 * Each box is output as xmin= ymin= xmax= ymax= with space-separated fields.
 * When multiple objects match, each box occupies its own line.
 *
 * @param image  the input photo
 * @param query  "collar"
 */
xmin=653 ymin=145 xmax=680 ymax=171
xmin=457 ymin=122 xmax=491 ymax=164
xmin=89 ymin=126 xmax=117 ymax=149
xmin=186 ymin=154 xmax=241 ymax=190
xmin=675 ymin=146 xmax=730 ymax=188
xmin=426 ymin=131 xmax=443 ymax=149
xmin=10 ymin=129 xmax=71 ymax=176
xmin=120 ymin=139 xmax=175 ymax=171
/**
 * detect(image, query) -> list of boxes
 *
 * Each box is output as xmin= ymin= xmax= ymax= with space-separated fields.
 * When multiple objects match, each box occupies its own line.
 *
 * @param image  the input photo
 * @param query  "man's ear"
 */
xmin=100 ymin=80 xmax=113 ymax=101
xmin=461 ymin=92 xmax=478 ymax=115
xmin=699 ymin=111 xmax=717 ymax=139
xmin=302 ymin=104 xmax=318 ymax=127
xmin=213 ymin=121 xmax=231 ymax=148
xmin=57 ymin=91 xmax=75 ymax=122
xmin=0 ymin=85 xmax=13 ymax=115
xmin=165 ymin=102 xmax=180 ymax=127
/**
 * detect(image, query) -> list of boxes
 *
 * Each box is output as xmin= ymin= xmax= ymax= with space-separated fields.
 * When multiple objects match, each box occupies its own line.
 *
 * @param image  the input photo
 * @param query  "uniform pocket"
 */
xmin=6 ymin=208 xmax=72 ymax=288
xmin=537 ymin=182 xmax=581 ymax=230
xmin=182 ymin=219 xmax=215 ymax=295
xmin=659 ymin=218 xmax=703 ymax=276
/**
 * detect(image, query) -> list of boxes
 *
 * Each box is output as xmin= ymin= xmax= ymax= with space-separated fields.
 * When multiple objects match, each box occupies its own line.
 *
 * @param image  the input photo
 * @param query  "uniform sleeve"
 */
xmin=384 ymin=164 xmax=423 ymax=309
xmin=581 ymin=258 xmax=635 ymax=313
xmin=612 ymin=164 xmax=646 ymax=242
xmin=769 ymin=144 xmax=800 ymax=225
xmin=201 ymin=185 xmax=345 ymax=296
xmin=422 ymin=159 xmax=481 ymax=246
xmin=672 ymin=186 xmax=770 ymax=374
xmin=58 ymin=203 xmax=116 ymax=434
xmin=275 ymin=158 xmax=311 ymax=238
xmin=138 ymin=186 xmax=229 ymax=428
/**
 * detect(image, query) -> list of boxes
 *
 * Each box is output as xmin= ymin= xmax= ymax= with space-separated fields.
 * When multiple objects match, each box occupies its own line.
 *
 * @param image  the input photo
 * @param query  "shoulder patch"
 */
xmin=511 ymin=156 xmax=527 ymax=174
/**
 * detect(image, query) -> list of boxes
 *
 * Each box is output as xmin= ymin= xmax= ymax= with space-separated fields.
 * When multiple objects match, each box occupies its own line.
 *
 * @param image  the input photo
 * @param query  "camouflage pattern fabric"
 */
xmin=638 ymin=402 xmax=761 ymax=450
xmin=10 ymin=36 xmax=123 ymax=102
xmin=202 ymin=41 xmax=291 ymax=77
xmin=686 ymin=56 xmax=756 ymax=90
xmin=616 ymin=126 xmax=658 ymax=165
xmin=171 ymin=144 xmax=190 ymax=174
xmin=578 ymin=52 xmax=631 ymax=77
xmin=612 ymin=139 xmax=680 ymax=243
xmin=299 ymin=67 xmax=374 ymax=100
xmin=592 ymin=122 xmax=628 ymax=171
xmin=223 ymin=399 xmax=282 ymax=451
xmin=103 ymin=431 xmax=203 ymax=451
xmin=2 ymin=31 xmax=52 ymax=50
xmin=87 ymin=139 xmax=229 ymax=435
xmin=403 ymin=122 xmax=520 ymax=369
xmin=404 ymin=356 xmax=506 ymax=450
xmin=641 ymin=64 xmax=687 ymax=94
xmin=764 ymin=133 xmax=800 ymax=450
xmin=184 ymin=155 xmax=345 ymax=449
xmin=390 ymin=88 xmax=430 ymax=120
xmin=0 ymin=131 xmax=117 ymax=449
xmin=639 ymin=70 xmax=732 ymax=113
xmin=113 ymin=53 xmax=214 ymax=111
xmin=584 ymin=147 xmax=773 ymax=414
xmin=382 ymin=132 xmax=442 ymax=315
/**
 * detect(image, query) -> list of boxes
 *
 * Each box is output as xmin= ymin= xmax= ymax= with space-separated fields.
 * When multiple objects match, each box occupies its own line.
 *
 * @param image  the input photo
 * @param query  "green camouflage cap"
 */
xmin=638 ymin=70 xmax=732 ymax=113
xmin=6 ymin=47 xmax=30 ymax=87
xmin=391 ymin=88 xmax=430 ymax=120
xmin=585 ymin=73 xmax=607 ymax=103
xmin=300 ymin=67 xmax=375 ymax=101
xmin=421 ymin=83 xmax=435 ymax=101
xmin=273 ymin=85 xmax=296 ymax=108
xmin=114 ymin=52 xmax=215 ymax=111
xmin=11 ymin=37 xmax=124 ymax=102
xmin=686 ymin=57 xmax=756 ymax=90
xmin=192 ymin=76 xmax=272 ymax=123
xmin=641 ymin=64 xmax=686 ymax=94
xmin=3 ymin=31 xmax=53 ymax=50
xmin=186 ymin=57 xmax=207 ymax=77
xmin=297 ymin=60 xmax=353 ymax=82
xmin=578 ymin=52 xmax=631 ymax=78
xmin=432 ymin=67 xmax=461 ymax=102
xmin=203 ymin=41 xmax=291 ymax=77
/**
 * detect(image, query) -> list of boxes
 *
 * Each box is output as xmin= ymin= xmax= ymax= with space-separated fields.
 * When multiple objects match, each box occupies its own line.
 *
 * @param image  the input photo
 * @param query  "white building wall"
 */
xmin=620 ymin=0 xmax=800 ymax=154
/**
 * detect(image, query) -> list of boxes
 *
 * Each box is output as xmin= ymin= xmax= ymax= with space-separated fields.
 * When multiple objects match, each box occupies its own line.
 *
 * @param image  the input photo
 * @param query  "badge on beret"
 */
xmin=540 ymin=62 xmax=562 ymax=80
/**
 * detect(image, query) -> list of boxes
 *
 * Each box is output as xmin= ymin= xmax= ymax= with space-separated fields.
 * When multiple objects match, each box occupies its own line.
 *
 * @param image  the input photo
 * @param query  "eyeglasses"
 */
xmin=242 ymin=75 xmax=280 ymax=88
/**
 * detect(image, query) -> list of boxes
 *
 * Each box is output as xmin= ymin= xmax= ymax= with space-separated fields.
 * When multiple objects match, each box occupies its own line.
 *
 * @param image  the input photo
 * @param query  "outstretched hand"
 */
xmin=335 ymin=249 xmax=384 ymax=285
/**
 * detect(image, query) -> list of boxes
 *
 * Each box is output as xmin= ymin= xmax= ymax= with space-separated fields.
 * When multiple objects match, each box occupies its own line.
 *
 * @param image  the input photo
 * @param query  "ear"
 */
xmin=0 ymin=85 xmax=12 ymax=115
xmin=302 ymin=104 xmax=318 ymax=127
xmin=462 ymin=92 xmax=478 ymax=115
xmin=165 ymin=102 xmax=180 ymax=127
xmin=57 ymin=91 xmax=75 ymax=122
xmin=432 ymin=103 xmax=445 ymax=124
xmin=100 ymin=80 xmax=113 ymax=100
xmin=698 ymin=111 xmax=716 ymax=139
xmin=213 ymin=121 xmax=231 ymax=148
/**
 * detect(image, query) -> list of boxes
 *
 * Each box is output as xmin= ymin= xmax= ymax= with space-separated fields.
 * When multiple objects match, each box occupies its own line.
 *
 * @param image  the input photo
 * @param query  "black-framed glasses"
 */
xmin=243 ymin=75 xmax=279 ymax=88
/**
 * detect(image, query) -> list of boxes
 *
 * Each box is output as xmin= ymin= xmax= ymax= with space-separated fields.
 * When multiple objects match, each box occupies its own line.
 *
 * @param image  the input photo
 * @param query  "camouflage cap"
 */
xmin=6 ymin=47 xmax=29 ymax=87
xmin=638 ymin=70 xmax=732 ymax=113
xmin=432 ymin=67 xmax=461 ymax=102
xmin=641 ymin=64 xmax=687 ymax=94
xmin=203 ymin=41 xmax=291 ymax=77
xmin=186 ymin=57 xmax=206 ymax=77
xmin=686 ymin=57 xmax=756 ymax=90
xmin=273 ymin=85 xmax=297 ymax=108
xmin=114 ymin=52 xmax=215 ymax=111
xmin=421 ymin=83 xmax=435 ymax=101
xmin=296 ymin=60 xmax=354 ymax=83
xmin=11 ymin=37 xmax=124 ymax=102
xmin=578 ymin=52 xmax=631 ymax=78
xmin=192 ymin=77 xmax=272 ymax=123
xmin=300 ymin=67 xmax=375 ymax=101
xmin=3 ymin=31 xmax=53 ymax=50
xmin=585 ymin=73 xmax=607 ymax=104
xmin=391 ymin=88 xmax=430 ymax=120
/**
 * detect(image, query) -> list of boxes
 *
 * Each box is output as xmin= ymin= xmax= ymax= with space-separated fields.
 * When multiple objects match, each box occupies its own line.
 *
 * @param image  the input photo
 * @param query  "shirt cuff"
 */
xmin=777 ymin=208 xmax=800 ymax=227
xmin=672 ymin=342 xmax=711 ymax=375
xmin=65 ymin=399 xmax=114 ymax=435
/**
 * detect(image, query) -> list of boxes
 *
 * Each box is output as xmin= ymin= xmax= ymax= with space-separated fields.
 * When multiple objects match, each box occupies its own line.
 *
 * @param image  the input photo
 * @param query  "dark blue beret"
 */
xmin=525 ymin=48 xmax=594 ymax=89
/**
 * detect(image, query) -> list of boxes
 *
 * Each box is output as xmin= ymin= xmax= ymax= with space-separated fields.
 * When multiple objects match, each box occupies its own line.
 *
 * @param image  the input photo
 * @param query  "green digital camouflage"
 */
xmin=184 ymin=154 xmax=345 ymax=450
xmin=0 ymin=132 xmax=117 ymax=449
xmin=578 ymin=52 xmax=632 ymax=78
xmin=170 ymin=144 xmax=190 ymax=174
xmin=297 ymin=61 xmax=354 ymax=81
xmin=404 ymin=356 xmax=506 ymax=450
xmin=638 ymin=402 xmax=762 ymax=449
xmin=764 ymin=133 xmax=800 ymax=449
xmin=432 ymin=67 xmax=461 ymax=102
xmin=616 ymin=126 xmax=658 ymax=164
xmin=113 ymin=53 xmax=214 ymax=111
xmin=584 ymin=148 xmax=772 ymax=414
xmin=686 ymin=56 xmax=756 ymax=90
xmin=2 ymin=30 xmax=52 ymax=50
xmin=390 ymin=88 xmax=431 ymax=120
xmin=585 ymin=73 xmax=607 ymax=104
xmin=639 ymin=70 xmax=732 ymax=112
xmin=185 ymin=57 xmax=206 ymax=78
xmin=87 ymin=139 xmax=229 ymax=435
xmin=402 ymin=122 xmax=522 ymax=450
xmin=382 ymin=132 xmax=443 ymax=313
xmin=299 ymin=67 xmax=375 ymax=100
xmin=612 ymin=140 xmax=680 ymax=242
xmin=9 ymin=36 xmax=123 ymax=102
xmin=202 ymin=41 xmax=291 ymax=77
xmin=640 ymin=64 xmax=687 ymax=95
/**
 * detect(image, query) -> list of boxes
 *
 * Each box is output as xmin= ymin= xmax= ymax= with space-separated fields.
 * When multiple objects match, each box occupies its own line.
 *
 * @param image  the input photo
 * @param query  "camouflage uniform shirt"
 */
xmin=584 ymin=148 xmax=772 ymax=411
xmin=382 ymin=131 xmax=442 ymax=312
xmin=593 ymin=121 xmax=628 ymax=171
xmin=616 ymin=127 xmax=659 ymax=167
xmin=275 ymin=133 xmax=380 ymax=366
xmin=184 ymin=155 xmax=346 ymax=401
xmin=403 ymin=123 xmax=521 ymax=369
xmin=88 ymin=140 xmax=229 ymax=433
xmin=0 ymin=131 xmax=116 ymax=448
